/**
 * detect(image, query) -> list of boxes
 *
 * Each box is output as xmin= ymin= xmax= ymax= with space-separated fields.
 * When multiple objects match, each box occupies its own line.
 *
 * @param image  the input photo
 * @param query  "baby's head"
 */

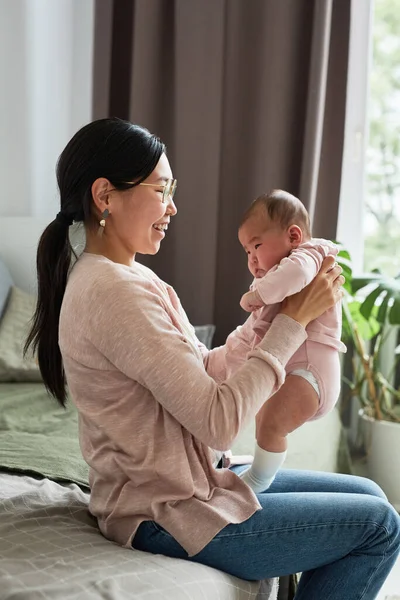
xmin=238 ymin=189 xmax=311 ymax=278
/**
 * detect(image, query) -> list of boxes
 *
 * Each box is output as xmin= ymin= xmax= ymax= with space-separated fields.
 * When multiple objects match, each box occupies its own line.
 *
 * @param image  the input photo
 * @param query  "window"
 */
xmin=364 ymin=0 xmax=400 ymax=277
xmin=337 ymin=0 xmax=372 ymax=275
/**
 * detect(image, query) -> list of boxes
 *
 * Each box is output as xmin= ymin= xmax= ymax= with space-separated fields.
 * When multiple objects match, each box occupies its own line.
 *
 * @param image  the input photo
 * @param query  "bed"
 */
xmin=0 ymin=225 xmax=278 ymax=599
xmin=0 ymin=471 xmax=278 ymax=599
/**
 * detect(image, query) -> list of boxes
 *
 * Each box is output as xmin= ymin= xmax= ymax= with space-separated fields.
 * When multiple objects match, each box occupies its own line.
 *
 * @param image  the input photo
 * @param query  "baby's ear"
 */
xmin=288 ymin=224 xmax=303 ymax=248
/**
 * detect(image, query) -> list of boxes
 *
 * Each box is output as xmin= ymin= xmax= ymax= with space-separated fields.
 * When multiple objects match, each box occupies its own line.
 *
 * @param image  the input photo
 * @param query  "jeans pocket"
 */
xmin=150 ymin=521 xmax=171 ymax=536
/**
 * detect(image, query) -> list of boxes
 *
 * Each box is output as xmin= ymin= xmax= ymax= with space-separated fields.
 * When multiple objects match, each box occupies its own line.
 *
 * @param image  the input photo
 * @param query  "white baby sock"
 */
xmin=238 ymin=444 xmax=287 ymax=493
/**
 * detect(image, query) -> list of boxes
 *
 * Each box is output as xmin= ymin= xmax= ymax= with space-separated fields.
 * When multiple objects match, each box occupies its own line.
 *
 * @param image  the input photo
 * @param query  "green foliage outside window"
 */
xmin=365 ymin=0 xmax=400 ymax=277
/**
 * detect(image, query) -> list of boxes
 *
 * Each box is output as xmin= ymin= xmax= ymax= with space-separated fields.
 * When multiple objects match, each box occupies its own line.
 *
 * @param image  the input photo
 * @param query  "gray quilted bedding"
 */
xmin=0 ymin=473 xmax=277 ymax=599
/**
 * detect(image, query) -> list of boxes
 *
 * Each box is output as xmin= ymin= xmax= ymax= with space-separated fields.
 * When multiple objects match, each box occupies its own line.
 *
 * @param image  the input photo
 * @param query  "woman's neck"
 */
xmin=84 ymin=229 xmax=136 ymax=267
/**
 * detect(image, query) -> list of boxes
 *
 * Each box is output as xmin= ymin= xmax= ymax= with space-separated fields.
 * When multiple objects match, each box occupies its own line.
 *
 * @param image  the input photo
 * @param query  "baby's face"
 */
xmin=239 ymin=216 xmax=293 ymax=278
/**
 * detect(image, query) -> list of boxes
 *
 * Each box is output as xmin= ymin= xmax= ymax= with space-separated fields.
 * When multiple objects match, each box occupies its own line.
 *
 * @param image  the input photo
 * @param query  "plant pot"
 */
xmin=359 ymin=409 xmax=400 ymax=511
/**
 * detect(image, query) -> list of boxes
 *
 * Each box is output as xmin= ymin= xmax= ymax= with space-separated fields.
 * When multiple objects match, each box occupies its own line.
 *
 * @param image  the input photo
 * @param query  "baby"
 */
xmin=237 ymin=189 xmax=346 ymax=493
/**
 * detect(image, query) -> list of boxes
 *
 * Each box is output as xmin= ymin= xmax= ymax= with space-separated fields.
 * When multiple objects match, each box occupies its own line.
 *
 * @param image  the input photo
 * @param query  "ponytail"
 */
xmin=24 ymin=117 xmax=165 ymax=407
xmin=25 ymin=219 xmax=74 ymax=407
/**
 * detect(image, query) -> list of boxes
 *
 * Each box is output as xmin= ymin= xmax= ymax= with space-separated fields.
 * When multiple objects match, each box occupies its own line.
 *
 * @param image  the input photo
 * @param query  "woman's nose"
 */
xmin=167 ymin=196 xmax=177 ymax=216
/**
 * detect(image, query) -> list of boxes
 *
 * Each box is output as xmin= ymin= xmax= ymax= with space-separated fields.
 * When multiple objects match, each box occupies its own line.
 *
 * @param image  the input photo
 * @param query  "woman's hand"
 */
xmin=280 ymin=255 xmax=345 ymax=328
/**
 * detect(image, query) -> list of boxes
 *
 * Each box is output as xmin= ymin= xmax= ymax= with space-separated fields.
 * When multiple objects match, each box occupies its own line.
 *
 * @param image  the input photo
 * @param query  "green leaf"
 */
xmin=337 ymin=256 xmax=352 ymax=271
xmin=337 ymin=249 xmax=351 ymax=262
xmin=376 ymin=291 xmax=390 ymax=323
xmin=340 ymin=263 xmax=353 ymax=279
xmin=342 ymin=300 xmax=381 ymax=343
xmin=335 ymin=247 xmax=352 ymax=284
xmin=389 ymin=296 xmax=400 ymax=324
xmin=352 ymin=274 xmax=385 ymax=294
xmin=341 ymin=266 xmax=353 ymax=293
xmin=360 ymin=286 xmax=386 ymax=320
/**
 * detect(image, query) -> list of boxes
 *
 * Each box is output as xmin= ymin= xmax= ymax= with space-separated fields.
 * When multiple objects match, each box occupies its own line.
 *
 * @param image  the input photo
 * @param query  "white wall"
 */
xmin=0 ymin=217 xmax=57 ymax=292
xmin=0 ymin=217 xmax=85 ymax=292
xmin=0 ymin=0 xmax=94 ymax=219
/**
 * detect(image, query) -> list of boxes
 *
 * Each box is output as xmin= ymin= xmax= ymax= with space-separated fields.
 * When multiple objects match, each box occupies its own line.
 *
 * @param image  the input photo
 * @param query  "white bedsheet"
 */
xmin=0 ymin=473 xmax=278 ymax=599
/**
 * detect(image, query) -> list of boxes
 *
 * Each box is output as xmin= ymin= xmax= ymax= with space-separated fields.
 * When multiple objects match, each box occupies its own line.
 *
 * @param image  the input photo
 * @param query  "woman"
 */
xmin=27 ymin=118 xmax=400 ymax=599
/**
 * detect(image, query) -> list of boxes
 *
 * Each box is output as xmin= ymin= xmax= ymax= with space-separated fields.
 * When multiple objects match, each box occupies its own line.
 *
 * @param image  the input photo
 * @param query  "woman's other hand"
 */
xmin=280 ymin=255 xmax=344 ymax=328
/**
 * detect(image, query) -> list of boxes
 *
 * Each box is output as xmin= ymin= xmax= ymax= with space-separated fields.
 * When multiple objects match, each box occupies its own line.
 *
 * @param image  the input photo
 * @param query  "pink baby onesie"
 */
xmin=250 ymin=238 xmax=346 ymax=419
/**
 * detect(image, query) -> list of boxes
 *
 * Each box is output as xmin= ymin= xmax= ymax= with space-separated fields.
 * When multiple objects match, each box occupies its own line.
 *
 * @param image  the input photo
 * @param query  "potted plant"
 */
xmin=338 ymin=248 xmax=400 ymax=508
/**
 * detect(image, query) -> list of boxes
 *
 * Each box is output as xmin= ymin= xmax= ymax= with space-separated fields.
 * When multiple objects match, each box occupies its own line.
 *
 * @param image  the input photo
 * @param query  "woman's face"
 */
xmin=107 ymin=153 xmax=177 ymax=258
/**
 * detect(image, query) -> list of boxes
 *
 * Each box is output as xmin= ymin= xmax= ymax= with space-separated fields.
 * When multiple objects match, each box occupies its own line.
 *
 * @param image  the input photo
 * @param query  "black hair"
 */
xmin=240 ymin=189 xmax=312 ymax=238
xmin=25 ymin=118 xmax=165 ymax=406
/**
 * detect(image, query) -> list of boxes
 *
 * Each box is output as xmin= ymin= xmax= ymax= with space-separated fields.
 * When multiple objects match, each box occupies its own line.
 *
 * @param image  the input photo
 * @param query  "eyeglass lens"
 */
xmin=163 ymin=180 xmax=177 ymax=203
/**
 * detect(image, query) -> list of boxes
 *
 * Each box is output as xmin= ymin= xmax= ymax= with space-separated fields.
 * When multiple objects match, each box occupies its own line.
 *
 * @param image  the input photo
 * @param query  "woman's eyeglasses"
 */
xmin=123 ymin=178 xmax=177 ymax=204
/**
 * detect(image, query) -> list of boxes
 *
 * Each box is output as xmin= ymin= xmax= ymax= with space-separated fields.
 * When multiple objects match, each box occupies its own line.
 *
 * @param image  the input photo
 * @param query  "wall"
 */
xmin=0 ymin=0 xmax=94 ymax=218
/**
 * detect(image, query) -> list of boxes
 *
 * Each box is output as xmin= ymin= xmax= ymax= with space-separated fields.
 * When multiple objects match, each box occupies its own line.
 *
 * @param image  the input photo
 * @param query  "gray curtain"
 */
xmin=93 ymin=0 xmax=350 ymax=346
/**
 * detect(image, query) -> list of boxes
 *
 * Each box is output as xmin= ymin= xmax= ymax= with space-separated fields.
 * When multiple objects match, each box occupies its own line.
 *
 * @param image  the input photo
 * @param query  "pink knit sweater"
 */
xmin=59 ymin=253 xmax=307 ymax=556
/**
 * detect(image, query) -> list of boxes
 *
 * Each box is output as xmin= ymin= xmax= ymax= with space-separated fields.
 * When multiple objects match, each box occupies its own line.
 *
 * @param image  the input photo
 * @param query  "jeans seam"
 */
xmin=297 ymin=522 xmax=391 ymax=600
xmin=214 ymin=519 xmax=388 ymax=540
xmin=359 ymin=523 xmax=390 ymax=600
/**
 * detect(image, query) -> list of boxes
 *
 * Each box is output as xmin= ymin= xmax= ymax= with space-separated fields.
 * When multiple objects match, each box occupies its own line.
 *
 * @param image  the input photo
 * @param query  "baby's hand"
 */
xmin=240 ymin=290 xmax=264 ymax=312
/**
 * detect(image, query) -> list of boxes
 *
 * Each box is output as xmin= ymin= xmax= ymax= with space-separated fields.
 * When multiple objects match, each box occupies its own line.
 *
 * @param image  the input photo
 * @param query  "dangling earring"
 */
xmin=97 ymin=208 xmax=109 ymax=237
xmin=99 ymin=208 xmax=109 ymax=227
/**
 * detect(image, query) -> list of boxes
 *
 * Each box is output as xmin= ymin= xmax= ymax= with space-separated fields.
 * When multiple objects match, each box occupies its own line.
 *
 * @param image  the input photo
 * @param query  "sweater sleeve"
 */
xmin=254 ymin=246 xmax=326 ymax=305
xmin=85 ymin=277 xmax=307 ymax=451
xmin=199 ymin=311 xmax=262 ymax=383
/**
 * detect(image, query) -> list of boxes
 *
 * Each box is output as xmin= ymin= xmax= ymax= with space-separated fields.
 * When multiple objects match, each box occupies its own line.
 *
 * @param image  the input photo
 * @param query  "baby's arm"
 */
xmin=240 ymin=289 xmax=264 ymax=312
xmin=254 ymin=246 xmax=327 ymax=306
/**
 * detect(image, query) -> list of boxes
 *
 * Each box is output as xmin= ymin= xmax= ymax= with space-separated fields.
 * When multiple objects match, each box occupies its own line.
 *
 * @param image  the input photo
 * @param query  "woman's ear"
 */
xmin=288 ymin=224 xmax=303 ymax=248
xmin=91 ymin=178 xmax=113 ymax=214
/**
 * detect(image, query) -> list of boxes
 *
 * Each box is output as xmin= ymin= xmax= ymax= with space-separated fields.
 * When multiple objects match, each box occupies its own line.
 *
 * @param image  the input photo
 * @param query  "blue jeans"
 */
xmin=132 ymin=467 xmax=400 ymax=600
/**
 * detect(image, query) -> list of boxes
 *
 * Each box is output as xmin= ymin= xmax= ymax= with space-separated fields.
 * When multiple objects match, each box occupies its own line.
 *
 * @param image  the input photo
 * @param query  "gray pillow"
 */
xmin=0 ymin=286 xmax=42 ymax=382
xmin=0 ymin=260 xmax=13 ymax=319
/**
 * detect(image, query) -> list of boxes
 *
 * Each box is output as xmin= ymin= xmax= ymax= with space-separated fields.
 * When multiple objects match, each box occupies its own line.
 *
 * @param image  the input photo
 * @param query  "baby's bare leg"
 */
xmin=256 ymin=375 xmax=320 ymax=453
xmin=239 ymin=375 xmax=319 ymax=493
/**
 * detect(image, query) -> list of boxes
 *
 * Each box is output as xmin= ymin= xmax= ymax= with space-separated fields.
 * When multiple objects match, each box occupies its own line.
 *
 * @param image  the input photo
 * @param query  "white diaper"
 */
xmin=290 ymin=369 xmax=320 ymax=397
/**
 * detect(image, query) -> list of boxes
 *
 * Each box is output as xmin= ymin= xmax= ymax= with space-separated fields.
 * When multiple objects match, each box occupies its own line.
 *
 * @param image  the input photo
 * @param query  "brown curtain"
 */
xmin=92 ymin=0 xmax=350 ymax=346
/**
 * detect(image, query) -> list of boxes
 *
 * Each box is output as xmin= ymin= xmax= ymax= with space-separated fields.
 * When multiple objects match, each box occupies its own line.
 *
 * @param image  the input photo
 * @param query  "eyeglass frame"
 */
xmin=122 ymin=178 xmax=177 ymax=204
